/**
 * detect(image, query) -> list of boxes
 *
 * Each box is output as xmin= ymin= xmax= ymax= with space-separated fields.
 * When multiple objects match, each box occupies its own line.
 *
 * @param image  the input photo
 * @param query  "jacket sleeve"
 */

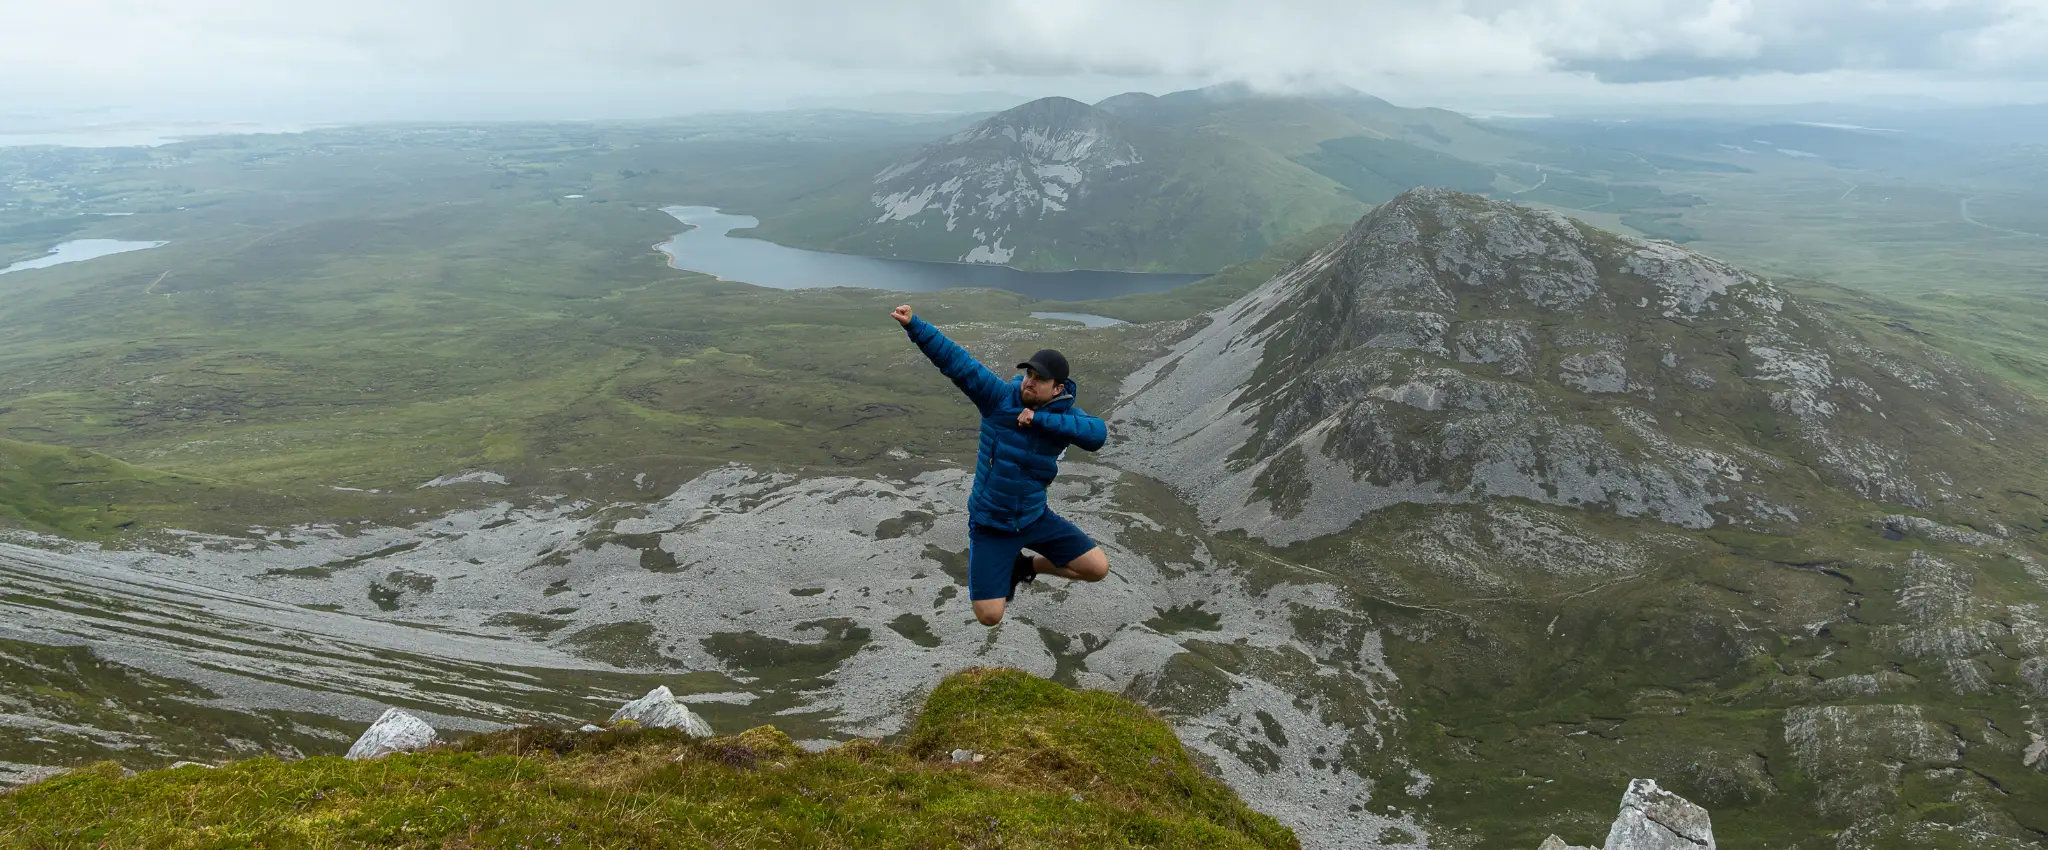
xmin=905 ymin=316 xmax=1007 ymax=415
xmin=1032 ymin=409 xmax=1108 ymax=452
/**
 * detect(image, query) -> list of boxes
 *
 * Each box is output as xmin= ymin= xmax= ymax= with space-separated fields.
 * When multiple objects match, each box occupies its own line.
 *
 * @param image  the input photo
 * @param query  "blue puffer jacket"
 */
xmin=905 ymin=316 xmax=1108 ymax=533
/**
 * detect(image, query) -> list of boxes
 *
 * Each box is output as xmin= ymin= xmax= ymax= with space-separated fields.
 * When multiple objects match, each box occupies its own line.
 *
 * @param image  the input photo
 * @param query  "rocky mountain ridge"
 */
xmin=1105 ymin=189 xmax=2048 ymax=847
xmin=1111 ymin=188 xmax=2038 ymax=545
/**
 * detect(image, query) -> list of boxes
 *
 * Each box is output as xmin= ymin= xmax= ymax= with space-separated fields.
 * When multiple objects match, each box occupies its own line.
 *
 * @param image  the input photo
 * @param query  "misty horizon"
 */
xmin=3 ymin=1 xmax=2045 ymax=130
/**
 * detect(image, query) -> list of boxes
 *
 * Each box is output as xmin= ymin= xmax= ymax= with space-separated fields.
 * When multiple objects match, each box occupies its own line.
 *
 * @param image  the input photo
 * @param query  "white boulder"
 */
xmin=1604 ymin=778 xmax=1715 ymax=850
xmin=344 ymin=708 xmax=437 ymax=760
xmin=609 ymin=686 xmax=714 ymax=737
xmin=1536 ymin=779 xmax=1715 ymax=850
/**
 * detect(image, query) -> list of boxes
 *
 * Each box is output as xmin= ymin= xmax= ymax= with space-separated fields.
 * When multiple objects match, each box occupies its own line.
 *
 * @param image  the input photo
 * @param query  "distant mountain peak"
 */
xmin=866 ymin=98 xmax=1142 ymax=265
xmin=755 ymin=81 xmax=1538 ymax=272
xmin=925 ymin=96 xmax=1127 ymax=158
xmin=1169 ymin=81 xmax=1261 ymax=102
xmin=961 ymin=96 xmax=1102 ymax=127
xmin=1093 ymin=91 xmax=1160 ymax=114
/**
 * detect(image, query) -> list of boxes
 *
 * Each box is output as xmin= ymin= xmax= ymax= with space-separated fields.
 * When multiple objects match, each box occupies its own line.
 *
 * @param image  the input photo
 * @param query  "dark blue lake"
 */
xmin=656 ymin=206 xmax=1209 ymax=301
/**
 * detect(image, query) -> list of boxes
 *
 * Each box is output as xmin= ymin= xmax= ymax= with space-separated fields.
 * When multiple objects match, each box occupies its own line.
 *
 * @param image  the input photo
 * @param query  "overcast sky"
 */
xmin=2 ymin=0 xmax=2044 ymax=124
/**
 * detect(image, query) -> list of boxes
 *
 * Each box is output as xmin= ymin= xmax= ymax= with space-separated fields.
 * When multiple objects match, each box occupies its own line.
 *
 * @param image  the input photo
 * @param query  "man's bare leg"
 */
xmin=972 ymin=548 xmax=1107 ymax=627
xmin=1031 ymin=546 xmax=1109 ymax=581
xmin=972 ymin=597 xmax=1006 ymax=626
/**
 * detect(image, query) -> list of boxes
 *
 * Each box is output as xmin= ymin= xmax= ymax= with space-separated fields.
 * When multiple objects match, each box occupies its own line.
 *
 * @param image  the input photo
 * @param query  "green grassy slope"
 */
xmin=1031 ymin=224 xmax=1348 ymax=324
xmin=1657 ymin=166 xmax=2048 ymax=400
xmin=0 ymin=669 xmax=1297 ymax=850
xmin=1295 ymin=136 xmax=1501 ymax=203
xmin=0 ymin=125 xmax=1185 ymax=537
xmin=0 ymin=438 xmax=282 ymax=539
xmin=1295 ymin=505 xmax=2048 ymax=849
xmin=1108 ymin=88 xmax=1532 ymax=163
xmin=0 ymin=637 xmax=371 ymax=776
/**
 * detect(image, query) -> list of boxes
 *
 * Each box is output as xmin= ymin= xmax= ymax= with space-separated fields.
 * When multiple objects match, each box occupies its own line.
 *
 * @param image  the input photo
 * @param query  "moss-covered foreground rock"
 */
xmin=0 ymin=668 xmax=1297 ymax=849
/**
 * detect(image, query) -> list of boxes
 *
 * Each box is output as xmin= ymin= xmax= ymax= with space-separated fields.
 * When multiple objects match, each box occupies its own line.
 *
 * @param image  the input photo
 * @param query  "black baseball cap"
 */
xmin=1016 ymin=348 xmax=1069 ymax=383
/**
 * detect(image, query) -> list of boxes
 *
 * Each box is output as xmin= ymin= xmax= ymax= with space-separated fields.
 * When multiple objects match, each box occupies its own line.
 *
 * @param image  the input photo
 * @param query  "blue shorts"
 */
xmin=967 ymin=511 xmax=1099 ymax=602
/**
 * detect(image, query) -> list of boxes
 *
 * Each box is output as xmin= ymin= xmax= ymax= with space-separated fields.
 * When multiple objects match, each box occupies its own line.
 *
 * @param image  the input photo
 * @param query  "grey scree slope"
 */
xmin=0 ymin=462 xmax=1418 ymax=850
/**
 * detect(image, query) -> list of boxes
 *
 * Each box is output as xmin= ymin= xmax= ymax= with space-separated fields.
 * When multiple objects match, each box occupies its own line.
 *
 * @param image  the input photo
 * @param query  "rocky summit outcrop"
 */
xmin=610 ymin=686 xmax=715 ymax=737
xmin=1538 ymin=779 xmax=1715 ymax=850
xmin=1112 ymin=188 xmax=2035 ymax=545
xmin=343 ymin=708 xmax=436 ymax=760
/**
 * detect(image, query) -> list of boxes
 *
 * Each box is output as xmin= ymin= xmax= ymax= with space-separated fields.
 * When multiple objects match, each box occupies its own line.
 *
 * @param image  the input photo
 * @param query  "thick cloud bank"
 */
xmin=4 ymin=1 xmax=2043 ymax=112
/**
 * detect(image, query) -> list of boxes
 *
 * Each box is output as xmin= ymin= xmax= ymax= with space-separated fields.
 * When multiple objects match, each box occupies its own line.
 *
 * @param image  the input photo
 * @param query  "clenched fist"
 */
xmin=891 ymin=305 xmax=914 ymax=326
xmin=1016 ymin=408 xmax=1035 ymax=427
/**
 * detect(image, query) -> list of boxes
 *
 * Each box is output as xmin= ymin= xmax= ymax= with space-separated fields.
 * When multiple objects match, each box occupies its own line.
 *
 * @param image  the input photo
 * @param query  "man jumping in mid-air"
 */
xmin=893 ymin=304 xmax=1110 ymax=626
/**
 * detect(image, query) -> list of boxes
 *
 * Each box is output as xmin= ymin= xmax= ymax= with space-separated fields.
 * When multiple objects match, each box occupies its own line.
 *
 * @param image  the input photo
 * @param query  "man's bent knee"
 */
xmin=1068 ymin=547 xmax=1109 ymax=582
xmin=973 ymin=598 xmax=1006 ymax=626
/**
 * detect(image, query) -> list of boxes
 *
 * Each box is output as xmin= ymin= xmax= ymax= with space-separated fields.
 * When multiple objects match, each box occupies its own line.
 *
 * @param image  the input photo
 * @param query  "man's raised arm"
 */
xmin=894 ymin=305 xmax=1007 ymax=414
xmin=1030 ymin=408 xmax=1108 ymax=452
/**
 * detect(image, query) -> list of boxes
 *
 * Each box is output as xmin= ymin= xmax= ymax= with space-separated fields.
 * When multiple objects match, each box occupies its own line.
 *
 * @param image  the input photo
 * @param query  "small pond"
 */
xmin=1030 ymin=312 xmax=1129 ymax=328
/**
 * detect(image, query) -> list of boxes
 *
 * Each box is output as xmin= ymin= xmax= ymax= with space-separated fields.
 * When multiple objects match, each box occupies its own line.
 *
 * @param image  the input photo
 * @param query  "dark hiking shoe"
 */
xmin=1006 ymin=553 xmax=1037 ymax=600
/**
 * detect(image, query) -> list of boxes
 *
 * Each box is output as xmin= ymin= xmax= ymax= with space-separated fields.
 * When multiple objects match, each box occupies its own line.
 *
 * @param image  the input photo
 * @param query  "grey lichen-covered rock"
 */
xmin=1603 ymin=778 xmax=1715 ymax=849
xmin=1559 ymin=352 xmax=1631 ymax=394
xmin=1886 ymin=551 xmax=1999 ymax=694
xmin=1454 ymin=319 xmax=1536 ymax=375
xmin=2024 ymin=657 xmax=2048 ymax=697
xmin=1537 ymin=835 xmax=1595 ymax=850
xmin=2027 ymin=712 xmax=2047 ymax=772
xmin=343 ymin=708 xmax=437 ymax=760
xmin=1784 ymin=704 xmax=1962 ymax=816
xmin=609 ymin=686 xmax=714 ymax=737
